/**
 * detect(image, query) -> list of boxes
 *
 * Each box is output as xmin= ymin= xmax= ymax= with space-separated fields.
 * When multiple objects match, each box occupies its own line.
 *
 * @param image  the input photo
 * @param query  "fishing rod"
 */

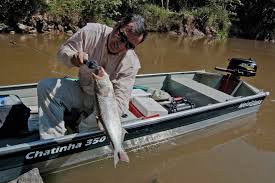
xmin=4 ymin=35 xmax=101 ymax=77
xmin=2 ymin=34 xmax=77 ymax=78
xmin=6 ymin=36 xmax=54 ymax=58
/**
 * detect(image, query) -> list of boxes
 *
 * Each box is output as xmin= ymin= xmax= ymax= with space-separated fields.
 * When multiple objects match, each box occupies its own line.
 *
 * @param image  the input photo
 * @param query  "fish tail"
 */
xmin=113 ymin=149 xmax=129 ymax=167
xmin=118 ymin=149 xmax=129 ymax=163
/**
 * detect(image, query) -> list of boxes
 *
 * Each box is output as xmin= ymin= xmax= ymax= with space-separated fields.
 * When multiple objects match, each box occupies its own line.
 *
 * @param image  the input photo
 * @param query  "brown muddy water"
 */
xmin=0 ymin=33 xmax=275 ymax=183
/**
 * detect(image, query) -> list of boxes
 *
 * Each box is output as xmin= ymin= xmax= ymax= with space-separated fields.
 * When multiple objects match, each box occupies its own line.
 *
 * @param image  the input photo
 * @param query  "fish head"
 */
xmin=92 ymin=67 xmax=113 ymax=96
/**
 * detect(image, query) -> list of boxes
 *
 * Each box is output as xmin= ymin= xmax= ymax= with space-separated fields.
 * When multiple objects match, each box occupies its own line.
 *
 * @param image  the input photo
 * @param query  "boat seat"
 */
xmin=170 ymin=76 xmax=234 ymax=102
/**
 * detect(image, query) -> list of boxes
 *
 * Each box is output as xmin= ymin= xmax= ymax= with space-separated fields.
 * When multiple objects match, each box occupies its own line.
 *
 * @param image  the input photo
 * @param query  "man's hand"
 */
xmin=71 ymin=51 xmax=88 ymax=67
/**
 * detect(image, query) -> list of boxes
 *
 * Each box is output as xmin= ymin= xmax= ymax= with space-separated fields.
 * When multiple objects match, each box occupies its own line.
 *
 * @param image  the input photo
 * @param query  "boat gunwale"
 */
xmin=0 ymin=83 xmax=38 ymax=89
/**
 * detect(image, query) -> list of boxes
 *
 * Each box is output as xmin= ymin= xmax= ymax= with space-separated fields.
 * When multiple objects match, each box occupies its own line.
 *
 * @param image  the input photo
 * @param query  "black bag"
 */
xmin=0 ymin=95 xmax=31 ymax=137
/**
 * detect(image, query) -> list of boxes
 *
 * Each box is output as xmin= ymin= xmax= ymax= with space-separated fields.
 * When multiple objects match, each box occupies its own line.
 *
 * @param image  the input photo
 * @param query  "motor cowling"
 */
xmin=215 ymin=58 xmax=257 ymax=77
xmin=227 ymin=58 xmax=257 ymax=77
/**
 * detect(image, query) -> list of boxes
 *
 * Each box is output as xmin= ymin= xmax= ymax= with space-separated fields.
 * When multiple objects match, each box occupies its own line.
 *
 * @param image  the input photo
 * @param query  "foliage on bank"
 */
xmin=0 ymin=0 xmax=275 ymax=41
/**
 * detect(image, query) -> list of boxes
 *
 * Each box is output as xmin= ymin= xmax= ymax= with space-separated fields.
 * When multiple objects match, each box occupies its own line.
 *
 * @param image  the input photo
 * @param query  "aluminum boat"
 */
xmin=0 ymin=58 xmax=269 ymax=182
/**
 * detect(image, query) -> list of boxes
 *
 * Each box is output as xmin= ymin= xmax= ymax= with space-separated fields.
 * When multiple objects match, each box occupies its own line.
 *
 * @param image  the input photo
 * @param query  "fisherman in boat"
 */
xmin=37 ymin=14 xmax=148 ymax=139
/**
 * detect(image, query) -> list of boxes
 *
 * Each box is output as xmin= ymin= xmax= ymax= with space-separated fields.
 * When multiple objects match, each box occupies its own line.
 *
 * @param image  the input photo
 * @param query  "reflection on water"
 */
xmin=44 ymin=115 xmax=273 ymax=183
xmin=1 ymin=33 xmax=275 ymax=183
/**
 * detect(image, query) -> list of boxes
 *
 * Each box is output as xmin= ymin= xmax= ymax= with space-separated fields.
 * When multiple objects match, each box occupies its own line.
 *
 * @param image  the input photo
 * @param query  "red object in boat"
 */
xmin=129 ymin=101 xmax=144 ymax=118
xmin=142 ymin=114 xmax=160 ymax=119
xmin=129 ymin=102 xmax=160 ymax=119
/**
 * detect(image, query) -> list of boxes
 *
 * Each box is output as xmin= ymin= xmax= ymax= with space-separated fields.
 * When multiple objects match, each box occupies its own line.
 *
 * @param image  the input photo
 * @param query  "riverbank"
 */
xmin=0 ymin=12 xmax=214 ymax=39
xmin=0 ymin=1 xmax=275 ymax=42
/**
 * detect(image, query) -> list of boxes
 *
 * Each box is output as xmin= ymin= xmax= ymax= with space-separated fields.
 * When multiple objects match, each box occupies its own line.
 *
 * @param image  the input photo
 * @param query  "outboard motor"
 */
xmin=215 ymin=58 xmax=257 ymax=95
xmin=215 ymin=58 xmax=257 ymax=78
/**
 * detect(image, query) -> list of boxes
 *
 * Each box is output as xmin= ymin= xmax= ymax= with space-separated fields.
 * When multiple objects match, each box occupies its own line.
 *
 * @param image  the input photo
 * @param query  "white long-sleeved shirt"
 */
xmin=57 ymin=23 xmax=141 ymax=115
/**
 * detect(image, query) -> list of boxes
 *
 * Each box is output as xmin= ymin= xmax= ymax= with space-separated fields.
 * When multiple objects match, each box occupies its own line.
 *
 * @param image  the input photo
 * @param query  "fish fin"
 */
xmin=96 ymin=117 xmax=104 ymax=131
xmin=121 ymin=128 xmax=128 ymax=143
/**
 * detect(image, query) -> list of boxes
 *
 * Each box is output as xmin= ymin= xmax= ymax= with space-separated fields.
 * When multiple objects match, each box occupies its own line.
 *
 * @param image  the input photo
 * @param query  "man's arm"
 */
xmin=112 ymin=67 xmax=139 ymax=116
xmin=57 ymin=28 xmax=88 ymax=67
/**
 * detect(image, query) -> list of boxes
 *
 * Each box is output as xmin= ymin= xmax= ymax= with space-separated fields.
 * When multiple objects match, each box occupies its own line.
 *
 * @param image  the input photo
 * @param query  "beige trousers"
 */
xmin=37 ymin=78 xmax=97 ymax=139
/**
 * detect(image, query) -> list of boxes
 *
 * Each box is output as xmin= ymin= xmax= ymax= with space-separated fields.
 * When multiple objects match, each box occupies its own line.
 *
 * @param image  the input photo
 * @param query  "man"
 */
xmin=38 ymin=14 xmax=147 ymax=139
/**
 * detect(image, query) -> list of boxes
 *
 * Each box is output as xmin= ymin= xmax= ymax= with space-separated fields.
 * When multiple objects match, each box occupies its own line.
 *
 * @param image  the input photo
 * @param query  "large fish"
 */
xmin=92 ymin=67 xmax=129 ymax=167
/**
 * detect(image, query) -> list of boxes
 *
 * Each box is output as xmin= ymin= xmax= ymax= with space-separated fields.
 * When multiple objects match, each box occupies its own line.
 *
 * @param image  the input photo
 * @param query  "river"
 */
xmin=0 ymin=33 xmax=275 ymax=183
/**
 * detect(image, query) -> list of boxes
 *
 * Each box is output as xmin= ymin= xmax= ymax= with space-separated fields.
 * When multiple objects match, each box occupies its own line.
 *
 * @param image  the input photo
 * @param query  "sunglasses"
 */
xmin=118 ymin=29 xmax=135 ymax=50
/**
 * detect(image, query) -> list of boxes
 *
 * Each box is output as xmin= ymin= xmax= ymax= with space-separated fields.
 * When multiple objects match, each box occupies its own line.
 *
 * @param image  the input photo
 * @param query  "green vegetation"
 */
xmin=141 ymin=4 xmax=178 ymax=32
xmin=47 ymin=0 xmax=121 ymax=26
xmin=47 ymin=0 xmax=83 ymax=24
xmin=0 ymin=0 xmax=275 ymax=41
xmin=191 ymin=5 xmax=231 ymax=38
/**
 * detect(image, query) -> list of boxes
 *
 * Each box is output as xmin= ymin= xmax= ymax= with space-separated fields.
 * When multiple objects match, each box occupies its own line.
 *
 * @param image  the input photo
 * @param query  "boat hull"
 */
xmin=0 ymin=96 xmax=265 ymax=182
